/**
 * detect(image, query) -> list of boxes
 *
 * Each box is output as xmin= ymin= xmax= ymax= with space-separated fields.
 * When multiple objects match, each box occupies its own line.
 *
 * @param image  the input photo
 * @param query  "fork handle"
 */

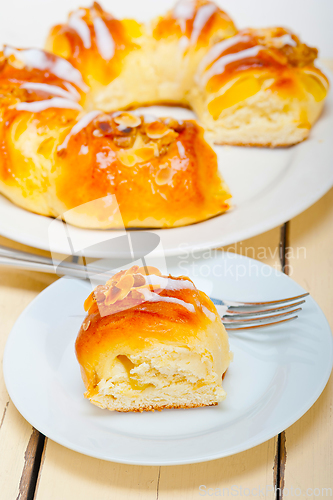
xmin=0 ymin=256 xmax=89 ymax=279
xmin=0 ymin=244 xmax=103 ymax=275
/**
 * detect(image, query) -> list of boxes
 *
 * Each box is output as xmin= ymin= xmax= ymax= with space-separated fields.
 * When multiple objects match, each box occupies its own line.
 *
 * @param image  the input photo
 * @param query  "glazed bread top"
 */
xmin=195 ymin=27 xmax=329 ymax=119
xmin=76 ymin=266 xmax=231 ymax=394
xmin=0 ymin=45 xmax=230 ymax=228
xmin=152 ymin=0 xmax=237 ymax=46
xmin=46 ymin=1 xmax=237 ymax=86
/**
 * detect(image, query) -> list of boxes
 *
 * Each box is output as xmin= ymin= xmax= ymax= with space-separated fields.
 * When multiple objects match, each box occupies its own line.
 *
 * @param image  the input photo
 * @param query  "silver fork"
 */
xmin=0 ymin=244 xmax=308 ymax=330
xmin=211 ymin=295 xmax=308 ymax=330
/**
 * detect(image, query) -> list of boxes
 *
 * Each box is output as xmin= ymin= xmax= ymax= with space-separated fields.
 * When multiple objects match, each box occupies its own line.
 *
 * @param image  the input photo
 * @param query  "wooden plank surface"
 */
xmin=281 ymin=188 xmax=333 ymax=497
xmin=0 ymin=236 xmax=57 ymax=500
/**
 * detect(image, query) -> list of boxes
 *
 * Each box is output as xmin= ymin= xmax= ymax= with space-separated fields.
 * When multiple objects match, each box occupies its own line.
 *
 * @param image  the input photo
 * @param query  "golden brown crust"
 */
xmin=75 ymin=273 xmax=218 ymax=372
xmin=98 ymin=402 xmax=219 ymax=413
xmin=213 ymin=138 xmax=307 ymax=148
xmin=198 ymin=26 xmax=329 ymax=106
xmin=0 ymin=53 xmax=230 ymax=228
xmin=152 ymin=0 xmax=237 ymax=44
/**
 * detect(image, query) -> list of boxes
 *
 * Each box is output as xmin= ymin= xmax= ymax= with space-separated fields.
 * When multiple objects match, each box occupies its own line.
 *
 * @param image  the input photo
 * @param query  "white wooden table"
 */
xmin=0 ymin=185 xmax=332 ymax=500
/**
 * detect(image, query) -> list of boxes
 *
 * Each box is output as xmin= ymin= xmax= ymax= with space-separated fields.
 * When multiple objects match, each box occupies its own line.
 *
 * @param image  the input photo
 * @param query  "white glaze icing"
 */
xmin=177 ymin=141 xmax=186 ymax=159
xmin=68 ymin=9 xmax=92 ymax=49
xmin=202 ymin=305 xmax=217 ymax=322
xmin=58 ymin=110 xmax=101 ymax=151
xmin=93 ymin=16 xmax=115 ymax=60
xmin=16 ymin=97 xmax=82 ymax=112
xmin=173 ymin=0 xmax=195 ymax=33
xmin=63 ymin=82 xmax=81 ymax=100
xmin=197 ymin=34 xmax=249 ymax=77
xmin=79 ymin=144 xmax=89 ymax=155
xmin=4 ymin=46 xmax=88 ymax=91
xmin=190 ymin=3 xmax=217 ymax=45
xmin=143 ymin=274 xmax=195 ymax=292
xmin=142 ymin=114 xmax=157 ymax=123
xmin=178 ymin=35 xmax=189 ymax=55
xmin=173 ymin=0 xmax=195 ymax=20
xmin=139 ymin=287 xmax=196 ymax=313
xmin=201 ymin=45 xmax=264 ymax=86
xmin=275 ymin=33 xmax=297 ymax=47
xmin=20 ymin=82 xmax=79 ymax=101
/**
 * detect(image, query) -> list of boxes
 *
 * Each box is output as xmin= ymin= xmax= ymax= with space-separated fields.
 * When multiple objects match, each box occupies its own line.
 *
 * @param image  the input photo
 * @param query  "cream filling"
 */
xmin=94 ymin=348 xmax=224 ymax=403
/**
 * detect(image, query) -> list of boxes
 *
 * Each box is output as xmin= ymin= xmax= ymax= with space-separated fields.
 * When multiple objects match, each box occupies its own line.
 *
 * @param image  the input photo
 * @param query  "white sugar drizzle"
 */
xmin=58 ymin=110 xmax=101 ymax=151
xmin=136 ymin=274 xmax=220 ymax=320
xmin=93 ymin=16 xmax=115 ymax=60
xmin=68 ymin=9 xmax=92 ymax=49
xmin=177 ymin=141 xmax=186 ymax=159
xmin=173 ymin=0 xmax=195 ymax=20
xmin=3 ymin=46 xmax=88 ymax=91
xmin=275 ymin=33 xmax=297 ymax=47
xmin=173 ymin=0 xmax=195 ymax=33
xmin=178 ymin=35 xmax=189 ymax=55
xmin=16 ymin=97 xmax=82 ymax=112
xmin=202 ymin=306 xmax=217 ymax=322
xmin=190 ymin=3 xmax=217 ymax=45
xmin=63 ymin=82 xmax=81 ymax=100
xmin=139 ymin=288 xmax=196 ymax=313
xmin=143 ymin=274 xmax=195 ymax=291
xmin=201 ymin=45 xmax=264 ymax=86
xmin=79 ymin=144 xmax=89 ymax=155
xmin=197 ymin=34 xmax=249 ymax=77
xmin=20 ymin=82 xmax=79 ymax=101
xmin=142 ymin=114 xmax=157 ymax=123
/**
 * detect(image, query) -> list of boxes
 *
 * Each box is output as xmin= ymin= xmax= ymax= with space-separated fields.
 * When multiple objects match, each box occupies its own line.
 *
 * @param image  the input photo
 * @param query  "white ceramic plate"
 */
xmin=0 ymin=1 xmax=333 ymax=256
xmin=3 ymin=253 xmax=333 ymax=465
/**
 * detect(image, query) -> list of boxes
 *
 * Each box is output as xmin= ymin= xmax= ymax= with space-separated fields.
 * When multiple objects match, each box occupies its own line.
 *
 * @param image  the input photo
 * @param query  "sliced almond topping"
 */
xmin=118 ymin=146 xmax=156 ymax=166
xmin=94 ymin=116 xmax=113 ymax=135
xmin=82 ymin=320 xmax=91 ymax=331
xmin=84 ymin=291 xmax=95 ymax=311
xmin=113 ymin=135 xmax=135 ymax=148
xmin=106 ymin=270 xmax=126 ymax=285
xmin=118 ymin=150 xmax=141 ymax=167
xmin=158 ymin=130 xmax=178 ymax=146
xmin=163 ymin=118 xmax=185 ymax=133
xmin=117 ymin=150 xmax=138 ymax=167
xmin=116 ymin=273 xmax=134 ymax=291
xmin=104 ymin=284 xmax=132 ymax=305
xmin=132 ymin=274 xmax=146 ymax=287
xmin=104 ymin=285 xmax=121 ymax=305
xmin=135 ymin=147 xmax=156 ymax=162
xmin=114 ymin=113 xmax=141 ymax=129
xmin=136 ymin=266 xmax=162 ymax=276
xmin=146 ymin=121 xmax=172 ymax=139
xmin=125 ymin=265 xmax=140 ymax=275
xmin=155 ymin=166 xmax=173 ymax=186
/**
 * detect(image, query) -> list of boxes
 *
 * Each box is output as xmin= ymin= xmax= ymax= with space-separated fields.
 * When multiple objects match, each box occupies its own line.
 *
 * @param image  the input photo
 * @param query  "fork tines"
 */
xmin=217 ymin=292 xmax=309 ymax=331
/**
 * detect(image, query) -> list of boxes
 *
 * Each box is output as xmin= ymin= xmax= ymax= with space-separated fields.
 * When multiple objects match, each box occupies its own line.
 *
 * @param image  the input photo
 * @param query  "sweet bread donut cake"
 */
xmin=46 ymin=1 xmax=237 ymax=110
xmin=0 ymin=47 xmax=230 ymax=228
xmin=76 ymin=266 xmax=231 ymax=411
xmin=0 ymin=1 xmax=329 ymax=228
xmin=191 ymin=27 xmax=329 ymax=146
xmin=46 ymin=3 xmax=328 ymax=146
